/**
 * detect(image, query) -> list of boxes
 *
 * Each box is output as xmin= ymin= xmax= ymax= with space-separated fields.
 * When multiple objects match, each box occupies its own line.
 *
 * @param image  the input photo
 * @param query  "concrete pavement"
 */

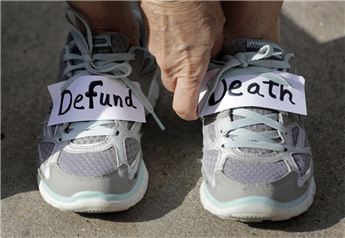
xmin=1 ymin=1 xmax=344 ymax=237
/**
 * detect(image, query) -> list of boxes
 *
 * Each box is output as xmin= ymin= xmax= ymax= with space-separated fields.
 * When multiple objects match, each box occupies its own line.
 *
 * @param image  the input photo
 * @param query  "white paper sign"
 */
xmin=48 ymin=76 xmax=145 ymax=126
xmin=198 ymin=69 xmax=307 ymax=116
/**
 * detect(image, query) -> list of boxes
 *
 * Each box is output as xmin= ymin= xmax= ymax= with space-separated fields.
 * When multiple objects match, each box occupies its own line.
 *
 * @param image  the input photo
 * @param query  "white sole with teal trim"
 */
xmin=38 ymin=161 xmax=149 ymax=213
xmin=200 ymin=177 xmax=316 ymax=222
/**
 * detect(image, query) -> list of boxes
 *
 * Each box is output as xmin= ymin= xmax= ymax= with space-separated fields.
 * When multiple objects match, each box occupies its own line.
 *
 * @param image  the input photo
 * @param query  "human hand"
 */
xmin=139 ymin=1 xmax=225 ymax=120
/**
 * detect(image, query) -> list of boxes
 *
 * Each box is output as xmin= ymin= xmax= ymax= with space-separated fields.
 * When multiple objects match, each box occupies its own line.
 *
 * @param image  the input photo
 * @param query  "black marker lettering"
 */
xmin=280 ymin=85 xmax=295 ymax=105
xmin=100 ymin=93 xmax=112 ymax=107
xmin=247 ymin=83 xmax=264 ymax=97
xmin=209 ymin=79 xmax=227 ymax=106
xmin=229 ymin=80 xmax=243 ymax=96
xmin=113 ymin=95 xmax=123 ymax=107
xmin=58 ymin=90 xmax=72 ymax=115
xmin=85 ymin=80 xmax=103 ymax=109
xmin=125 ymin=90 xmax=137 ymax=109
xmin=263 ymin=80 xmax=279 ymax=99
xmin=73 ymin=94 xmax=84 ymax=110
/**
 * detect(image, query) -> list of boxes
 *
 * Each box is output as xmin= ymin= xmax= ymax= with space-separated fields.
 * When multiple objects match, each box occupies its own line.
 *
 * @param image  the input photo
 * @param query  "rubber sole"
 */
xmin=38 ymin=160 xmax=149 ymax=213
xmin=38 ymin=72 xmax=159 ymax=213
xmin=200 ymin=177 xmax=316 ymax=222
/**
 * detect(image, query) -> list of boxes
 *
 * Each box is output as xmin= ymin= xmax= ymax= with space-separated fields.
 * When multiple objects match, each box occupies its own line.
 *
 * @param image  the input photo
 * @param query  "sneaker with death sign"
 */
xmin=37 ymin=8 xmax=164 ymax=213
xmin=199 ymin=39 xmax=315 ymax=222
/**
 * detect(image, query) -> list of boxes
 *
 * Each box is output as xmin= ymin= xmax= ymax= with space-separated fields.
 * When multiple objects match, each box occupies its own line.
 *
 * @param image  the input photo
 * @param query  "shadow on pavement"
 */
xmin=1 ymin=1 xmax=203 ymax=223
xmin=248 ymin=12 xmax=345 ymax=232
xmin=1 ymin=1 xmax=344 ymax=230
xmin=79 ymin=102 xmax=203 ymax=222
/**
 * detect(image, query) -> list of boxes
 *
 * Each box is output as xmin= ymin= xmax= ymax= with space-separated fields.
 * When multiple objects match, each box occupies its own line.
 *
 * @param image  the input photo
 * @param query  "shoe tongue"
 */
xmin=93 ymin=33 xmax=129 ymax=54
xmin=67 ymin=33 xmax=126 ymax=143
xmin=224 ymin=38 xmax=282 ymax=121
xmin=71 ymin=32 xmax=129 ymax=54
xmin=223 ymin=39 xmax=284 ymax=154
xmin=225 ymin=38 xmax=284 ymax=60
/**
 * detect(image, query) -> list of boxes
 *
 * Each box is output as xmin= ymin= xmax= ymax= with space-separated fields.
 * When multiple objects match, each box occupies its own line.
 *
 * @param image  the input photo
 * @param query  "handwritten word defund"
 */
xmin=58 ymin=80 xmax=137 ymax=116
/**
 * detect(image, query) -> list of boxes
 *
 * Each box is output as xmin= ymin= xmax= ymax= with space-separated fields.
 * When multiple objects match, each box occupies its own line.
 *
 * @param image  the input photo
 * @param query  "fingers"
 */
xmin=139 ymin=1 xmax=225 ymax=120
xmin=156 ymin=48 xmax=210 ymax=120
xmin=161 ymin=47 xmax=212 ymax=120
xmin=155 ymin=58 xmax=177 ymax=93
xmin=172 ymin=71 xmax=207 ymax=120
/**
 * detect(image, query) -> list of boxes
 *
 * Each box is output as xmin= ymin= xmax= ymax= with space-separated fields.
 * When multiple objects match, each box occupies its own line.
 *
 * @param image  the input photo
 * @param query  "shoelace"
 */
xmin=58 ymin=8 xmax=164 ymax=142
xmin=201 ymin=45 xmax=294 ymax=152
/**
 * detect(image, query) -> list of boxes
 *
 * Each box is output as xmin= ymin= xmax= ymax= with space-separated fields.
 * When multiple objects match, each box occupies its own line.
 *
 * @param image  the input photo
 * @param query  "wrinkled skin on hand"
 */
xmin=139 ymin=1 xmax=225 ymax=120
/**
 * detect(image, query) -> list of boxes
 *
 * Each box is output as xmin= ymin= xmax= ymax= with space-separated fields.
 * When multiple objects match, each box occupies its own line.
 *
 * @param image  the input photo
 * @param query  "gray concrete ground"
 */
xmin=1 ymin=1 xmax=344 ymax=237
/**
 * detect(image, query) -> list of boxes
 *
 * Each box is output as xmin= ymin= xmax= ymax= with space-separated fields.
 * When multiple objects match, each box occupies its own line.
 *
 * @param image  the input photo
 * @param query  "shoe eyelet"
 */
xmin=58 ymin=138 xmax=62 ymax=141
xmin=116 ymin=131 xmax=120 ymax=136
xmin=284 ymin=148 xmax=288 ymax=152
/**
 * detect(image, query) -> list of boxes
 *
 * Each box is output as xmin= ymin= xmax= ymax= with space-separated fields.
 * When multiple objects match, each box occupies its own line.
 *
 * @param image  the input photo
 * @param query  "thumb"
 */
xmin=172 ymin=71 xmax=207 ymax=121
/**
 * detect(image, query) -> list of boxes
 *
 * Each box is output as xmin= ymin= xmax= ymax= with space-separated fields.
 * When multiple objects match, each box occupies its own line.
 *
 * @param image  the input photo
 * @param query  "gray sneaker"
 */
xmin=37 ymin=8 xmax=163 ymax=213
xmin=200 ymin=39 xmax=315 ymax=222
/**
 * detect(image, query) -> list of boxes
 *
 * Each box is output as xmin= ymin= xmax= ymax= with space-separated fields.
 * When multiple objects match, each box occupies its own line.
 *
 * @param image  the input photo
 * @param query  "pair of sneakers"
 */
xmin=37 ymin=8 xmax=315 ymax=221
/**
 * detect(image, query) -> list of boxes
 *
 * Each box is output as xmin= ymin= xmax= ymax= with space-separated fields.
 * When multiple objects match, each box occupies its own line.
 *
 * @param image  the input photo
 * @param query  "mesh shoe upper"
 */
xmin=38 ymin=9 xmax=159 ymax=196
xmin=201 ymin=39 xmax=313 ymax=191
